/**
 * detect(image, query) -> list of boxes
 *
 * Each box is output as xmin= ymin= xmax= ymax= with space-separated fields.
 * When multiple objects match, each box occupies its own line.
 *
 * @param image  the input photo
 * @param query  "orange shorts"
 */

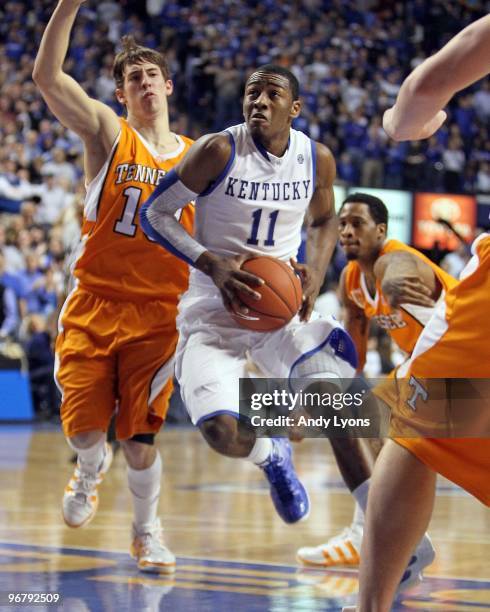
xmin=391 ymin=235 xmax=490 ymax=506
xmin=55 ymin=286 xmax=179 ymax=440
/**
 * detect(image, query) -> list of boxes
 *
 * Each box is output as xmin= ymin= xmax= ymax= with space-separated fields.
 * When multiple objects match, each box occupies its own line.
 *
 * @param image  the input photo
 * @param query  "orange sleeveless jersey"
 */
xmin=344 ymin=239 xmax=457 ymax=354
xmin=73 ymin=118 xmax=194 ymax=305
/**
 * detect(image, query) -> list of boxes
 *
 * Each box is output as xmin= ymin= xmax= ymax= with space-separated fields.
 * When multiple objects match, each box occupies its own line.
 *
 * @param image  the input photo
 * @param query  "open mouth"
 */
xmin=251 ymin=114 xmax=267 ymax=121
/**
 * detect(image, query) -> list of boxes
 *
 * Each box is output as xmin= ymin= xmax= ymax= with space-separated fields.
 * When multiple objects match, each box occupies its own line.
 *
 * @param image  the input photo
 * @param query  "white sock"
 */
xmin=68 ymin=436 xmax=106 ymax=473
xmin=247 ymin=437 xmax=273 ymax=465
xmin=128 ymin=451 xmax=162 ymax=533
xmin=351 ymin=479 xmax=370 ymax=529
xmin=352 ymin=502 xmax=364 ymax=530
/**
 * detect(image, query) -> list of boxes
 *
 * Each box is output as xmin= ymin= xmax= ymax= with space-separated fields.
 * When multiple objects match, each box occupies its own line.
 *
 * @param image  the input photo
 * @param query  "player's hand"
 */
xmin=383 ymin=108 xmax=447 ymax=141
xmin=290 ymin=259 xmax=321 ymax=322
xmin=381 ymin=275 xmax=435 ymax=308
xmin=206 ymin=253 xmax=264 ymax=314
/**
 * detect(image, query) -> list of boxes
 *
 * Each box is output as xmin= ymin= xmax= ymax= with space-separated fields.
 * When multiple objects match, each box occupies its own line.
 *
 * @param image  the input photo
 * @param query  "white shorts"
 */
xmin=175 ymin=274 xmax=357 ymax=425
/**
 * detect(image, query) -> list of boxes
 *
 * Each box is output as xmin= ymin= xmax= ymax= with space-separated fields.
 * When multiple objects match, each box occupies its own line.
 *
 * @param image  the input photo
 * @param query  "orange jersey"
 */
xmin=344 ymin=239 xmax=457 ymax=354
xmin=390 ymin=235 xmax=490 ymax=505
xmin=73 ymin=118 xmax=194 ymax=305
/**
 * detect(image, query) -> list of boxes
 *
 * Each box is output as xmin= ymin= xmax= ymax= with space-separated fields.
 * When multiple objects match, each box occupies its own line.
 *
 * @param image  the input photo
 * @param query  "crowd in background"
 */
xmin=0 ymin=0 xmax=489 ymax=418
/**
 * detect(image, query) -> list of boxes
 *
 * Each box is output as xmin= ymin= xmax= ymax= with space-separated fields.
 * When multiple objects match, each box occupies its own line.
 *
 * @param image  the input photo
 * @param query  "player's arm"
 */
xmin=291 ymin=142 xmax=337 ymax=321
xmin=32 ymin=1 xmax=119 ymax=165
xmin=383 ymin=14 xmax=490 ymax=141
xmin=339 ymin=267 xmax=369 ymax=373
xmin=139 ymin=133 xmax=263 ymax=313
xmin=374 ymin=251 xmax=438 ymax=308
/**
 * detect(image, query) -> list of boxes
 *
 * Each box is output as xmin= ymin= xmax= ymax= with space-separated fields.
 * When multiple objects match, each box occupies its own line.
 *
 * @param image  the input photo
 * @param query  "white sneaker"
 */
xmin=398 ymin=533 xmax=435 ymax=590
xmin=62 ymin=443 xmax=113 ymax=528
xmin=130 ymin=519 xmax=176 ymax=574
xmin=296 ymin=525 xmax=362 ymax=567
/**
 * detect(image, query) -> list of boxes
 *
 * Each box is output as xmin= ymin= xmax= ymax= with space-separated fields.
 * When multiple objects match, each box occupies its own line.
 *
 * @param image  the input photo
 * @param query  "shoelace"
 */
xmin=137 ymin=528 xmax=166 ymax=554
xmin=70 ymin=469 xmax=98 ymax=503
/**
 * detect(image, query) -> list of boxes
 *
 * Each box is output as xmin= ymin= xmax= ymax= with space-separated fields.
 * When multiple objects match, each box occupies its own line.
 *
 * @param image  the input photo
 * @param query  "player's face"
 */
xmin=338 ymin=203 xmax=386 ymax=261
xmin=243 ymin=73 xmax=301 ymax=139
xmin=116 ymin=61 xmax=173 ymax=116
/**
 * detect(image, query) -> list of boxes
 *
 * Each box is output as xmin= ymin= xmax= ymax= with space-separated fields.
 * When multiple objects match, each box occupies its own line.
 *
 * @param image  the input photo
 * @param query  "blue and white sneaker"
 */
xmin=260 ymin=438 xmax=310 ymax=524
xmin=398 ymin=533 xmax=436 ymax=591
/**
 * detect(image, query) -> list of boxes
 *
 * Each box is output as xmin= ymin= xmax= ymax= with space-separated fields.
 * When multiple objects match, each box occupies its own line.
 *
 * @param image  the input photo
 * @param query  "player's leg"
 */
xmin=356 ymin=440 xmax=436 ymax=611
xmin=178 ymin=335 xmax=309 ymax=524
xmin=297 ymin=376 xmax=378 ymax=567
xmin=117 ymin=317 xmax=177 ymax=573
xmin=56 ymin=344 xmax=115 ymax=528
xmin=55 ymin=291 xmax=119 ymax=527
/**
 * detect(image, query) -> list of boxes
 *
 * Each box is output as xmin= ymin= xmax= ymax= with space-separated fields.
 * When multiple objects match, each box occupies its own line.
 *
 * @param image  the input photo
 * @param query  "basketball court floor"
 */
xmin=0 ymin=425 xmax=489 ymax=611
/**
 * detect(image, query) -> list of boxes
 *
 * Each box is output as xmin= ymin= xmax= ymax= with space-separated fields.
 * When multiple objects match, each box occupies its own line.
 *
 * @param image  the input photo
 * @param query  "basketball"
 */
xmin=231 ymin=257 xmax=303 ymax=332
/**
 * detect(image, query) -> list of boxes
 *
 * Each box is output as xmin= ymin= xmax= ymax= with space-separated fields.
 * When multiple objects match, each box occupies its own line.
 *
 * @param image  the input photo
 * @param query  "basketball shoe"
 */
xmin=62 ymin=443 xmax=113 ymax=528
xmin=260 ymin=438 xmax=309 ymax=524
xmin=297 ymin=527 xmax=435 ymax=581
xmin=130 ymin=518 xmax=176 ymax=574
xmin=296 ymin=525 xmax=362 ymax=567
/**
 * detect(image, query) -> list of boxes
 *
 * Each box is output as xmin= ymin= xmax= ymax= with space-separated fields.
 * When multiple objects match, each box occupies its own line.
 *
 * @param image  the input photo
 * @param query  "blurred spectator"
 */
xmin=0 ymin=279 xmax=18 ymax=340
xmin=442 ymin=136 xmax=466 ymax=193
xmin=403 ymin=142 xmax=427 ymax=191
xmin=441 ymin=244 xmax=471 ymax=279
xmin=41 ymin=148 xmax=77 ymax=186
xmin=476 ymin=162 xmax=490 ymax=193
xmin=23 ymin=313 xmax=59 ymax=419
xmin=36 ymin=173 xmax=74 ymax=225
xmin=336 ymin=152 xmax=359 ymax=185
xmin=473 ymin=80 xmax=490 ymax=123
xmin=361 ymin=120 xmax=387 ymax=188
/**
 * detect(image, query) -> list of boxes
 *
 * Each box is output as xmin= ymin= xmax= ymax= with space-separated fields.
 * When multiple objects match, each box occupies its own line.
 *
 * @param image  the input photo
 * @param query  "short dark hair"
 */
xmin=251 ymin=64 xmax=299 ymax=100
xmin=113 ymin=35 xmax=170 ymax=89
xmin=340 ymin=192 xmax=388 ymax=228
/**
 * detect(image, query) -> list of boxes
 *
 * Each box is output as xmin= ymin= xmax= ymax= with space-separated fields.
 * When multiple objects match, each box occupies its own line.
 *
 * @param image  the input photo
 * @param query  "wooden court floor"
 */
xmin=0 ymin=424 xmax=489 ymax=611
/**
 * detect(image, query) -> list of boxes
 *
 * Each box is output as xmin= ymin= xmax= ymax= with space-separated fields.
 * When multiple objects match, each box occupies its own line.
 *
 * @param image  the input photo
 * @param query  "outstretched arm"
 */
xmin=374 ymin=251 xmax=437 ymax=308
xmin=32 ymin=0 xmax=119 ymax=176
xmin=383 ymin=14 xmax=490 ymax=141
xmin=292 ymin=142 xmax=337 ymax=321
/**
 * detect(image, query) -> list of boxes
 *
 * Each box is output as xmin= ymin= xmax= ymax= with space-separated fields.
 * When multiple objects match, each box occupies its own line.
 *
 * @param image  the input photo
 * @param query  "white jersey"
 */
xmin=194 ymin=122 xmax=316 ymax=261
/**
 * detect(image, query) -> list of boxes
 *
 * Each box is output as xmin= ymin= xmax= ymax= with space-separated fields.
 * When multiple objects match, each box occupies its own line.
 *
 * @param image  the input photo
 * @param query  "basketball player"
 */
xmin=140 ymin=65 xmax=358 ymax=524
xmin=343 ymin=14 xmax=490 ymax=612
xmin=33 ymin=0 xmax=194 ymax=573
xmin=298 ymin=193 xmax=457 ymax=581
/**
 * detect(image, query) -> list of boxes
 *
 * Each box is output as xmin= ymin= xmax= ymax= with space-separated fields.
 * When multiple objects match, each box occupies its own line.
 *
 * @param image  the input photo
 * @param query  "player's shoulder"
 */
xmin=382 ymin=240 xmax=431 ymax=265
xmin=309 ymin=138 xmax=336 ymax=180
xmin=195 ymin=131 xmax=234 ymax=155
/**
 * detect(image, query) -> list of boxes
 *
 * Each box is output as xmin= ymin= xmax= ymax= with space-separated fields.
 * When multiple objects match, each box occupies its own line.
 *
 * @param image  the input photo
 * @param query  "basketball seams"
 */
xmin=262 ymin=258 xmax=302 ymax=317
xmin=272 ymin=259 xmax=303 ymax=314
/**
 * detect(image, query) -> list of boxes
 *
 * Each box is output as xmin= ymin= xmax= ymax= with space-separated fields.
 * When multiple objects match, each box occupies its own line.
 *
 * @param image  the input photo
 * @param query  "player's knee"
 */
xmin=199 ymin=415 xmax=239 ymax=454
xmin=121 ymin=438 xmax=156 ymax=469
xmin=67 ymin=430 xmax=105 ymax=451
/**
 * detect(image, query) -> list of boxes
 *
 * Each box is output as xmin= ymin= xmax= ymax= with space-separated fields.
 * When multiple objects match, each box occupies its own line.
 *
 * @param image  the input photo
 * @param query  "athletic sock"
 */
xmin=128 ymin=451 xmax=162 ymax=533
xmin=247 ymin=437 xmax=273 ymax=465
xmin=68 ymin=435 xmax=106 ymax=473
xmin=351 ymin=478 xmax=370 ymax=529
